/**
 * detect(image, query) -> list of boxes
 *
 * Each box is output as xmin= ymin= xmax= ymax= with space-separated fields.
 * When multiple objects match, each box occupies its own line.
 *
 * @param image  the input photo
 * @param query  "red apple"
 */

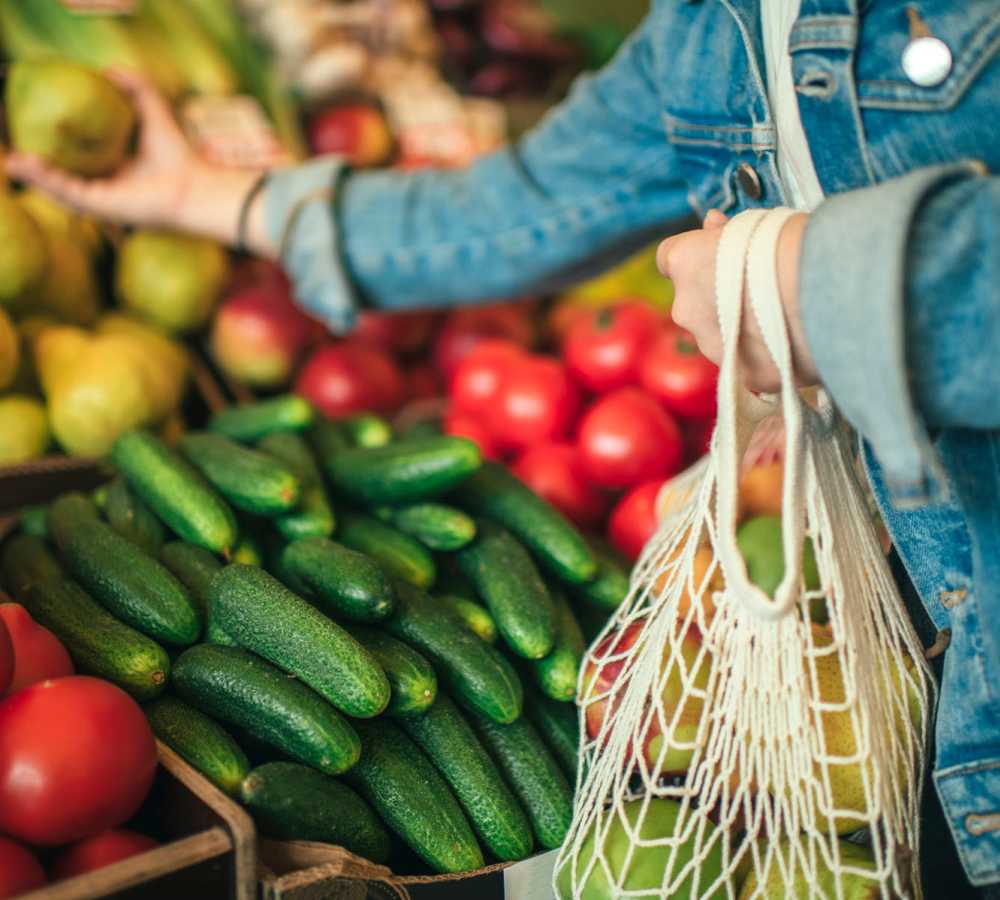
xmin=0 ymin=604 xmax=74 ymax=696
xmin=295 ymin=341 xmax=405 ymax=416
xmin=308 ymin=104 xmax=394 ymax=168
xmin=211 ymin=288 xmax=315 ymax=388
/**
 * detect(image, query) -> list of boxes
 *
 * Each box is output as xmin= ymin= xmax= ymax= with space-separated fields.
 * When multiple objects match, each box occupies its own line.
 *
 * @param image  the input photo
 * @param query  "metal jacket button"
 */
xmin=736 ymin=163 xmax=762 ymax=199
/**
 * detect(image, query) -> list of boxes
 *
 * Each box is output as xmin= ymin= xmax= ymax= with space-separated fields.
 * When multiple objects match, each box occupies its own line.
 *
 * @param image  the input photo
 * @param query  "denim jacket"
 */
xmin=267 ymin=0 xmax=1000 ymax=883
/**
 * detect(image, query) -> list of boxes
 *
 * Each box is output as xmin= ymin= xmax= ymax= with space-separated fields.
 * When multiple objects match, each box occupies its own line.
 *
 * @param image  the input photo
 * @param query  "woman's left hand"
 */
xmin=657 ymin=209 xmax=818 ymax=392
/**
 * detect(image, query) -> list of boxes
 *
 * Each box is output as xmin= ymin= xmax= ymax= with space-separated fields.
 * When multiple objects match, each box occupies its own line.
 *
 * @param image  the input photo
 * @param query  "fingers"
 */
xmin=5 ymin=152 xmax=115 ymax=217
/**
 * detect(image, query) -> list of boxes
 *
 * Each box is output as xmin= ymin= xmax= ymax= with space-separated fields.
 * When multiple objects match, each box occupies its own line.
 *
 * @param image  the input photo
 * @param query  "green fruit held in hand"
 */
xmin=736 ymin=515 xmax=820 ymax=598
xmin=116 ymin=230 xmax=229 ymax=334
xmin=737 ymin=838 xmax=880 ymax=899
xmin=0 ymin=193 xmax=46 ymax=305
xmin=6 ymin=60 xmax=135 ymax=177
xmin=0 ymin=395 xmax=49 ymax=464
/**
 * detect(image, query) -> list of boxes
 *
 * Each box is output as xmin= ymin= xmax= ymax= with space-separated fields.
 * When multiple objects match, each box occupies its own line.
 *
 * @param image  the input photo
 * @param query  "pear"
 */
xmin=32 ymin=325 xmax=92 ymax=396
xmin=90 ymin=333 xmax=183 ymax=422
xmin=97 ymin=313 xmax=189 ymax=390
xmin=737 ymin=838 xmax=881 ymax=899
xmin=116 ymin=230 xmax=230 ymax=334
xmin=18 ymin=189 xmax=102 ymax=258
xmin=26 ymin=229 xmax=102 ymax=326
xmin=0 ymin=192 xmax=47 ymax=306
xmin=6 ymin=60 xmax=135 ymax=177
xmin=0 ymin=307 xmax=19 ymax=390
xmin=0 ymin=395 xmax=49 ymax=465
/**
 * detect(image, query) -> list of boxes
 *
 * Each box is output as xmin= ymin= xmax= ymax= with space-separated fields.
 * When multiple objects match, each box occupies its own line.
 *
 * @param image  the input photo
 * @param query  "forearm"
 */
xmin=175 ymin=164 xmax=273 ymax=256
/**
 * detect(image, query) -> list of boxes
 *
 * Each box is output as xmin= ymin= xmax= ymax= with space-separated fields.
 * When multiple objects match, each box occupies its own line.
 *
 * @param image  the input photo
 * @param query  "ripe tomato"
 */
xmin=563 ymin=299 xmax=661 ymax=392
xmin=512 ymin=442 xmax=609 ymax=528
xmin=577 ymin=388 xmax=684 ymax=489
xmin=607 ymin=479 xmax=667 ymax=561
xmin=0 ymin=616 xmax=12 ymax=697
xmin=0 ymin=836 xmax=45 ymax=898
xmin=486 ymin=356 xmax=581 ymax=453
xmin=432 ymin=301 xmax=536 ymax=381
xmin=639 ymin=326 xmax=719 ymax=420
xmin=0 ymin=677 xmax=157 ymax=846
xmin=443 ymin=409 xmax=501 ymax=460
xmin=353 ymin=310 xmax=441 ymax=357
xmin=295 ymin=341 xmax=405 ymax=416
xmin=53 ymin=829 xmax=159 ymax=880
xmin=449 ymin=339 xmax=524 ymax=415
xmin=0 ymin=604 xmax=74 ymax=696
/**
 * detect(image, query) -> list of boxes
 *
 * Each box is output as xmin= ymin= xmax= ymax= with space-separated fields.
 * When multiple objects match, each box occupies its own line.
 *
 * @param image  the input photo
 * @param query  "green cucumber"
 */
xmin=339 ymin=413 xmax=393 ymax=449
xmin=344 ymin=719 xmax=483 ymax=874
xmin=112 ymin=430 xmax=237 ymax=556
xmin=241 ymin=762 xmax=390 ymax=863
xmin=436 ymin=594 xmax=497 ymax=644
xmin=325 ymin=436 xmax=481 ymax=505
xmin=210 ymin=565 xmax=390 ymax=718
xmin=173 ymin=644 xmax=360 ymax=775
xmin=48 ymin=494 xmax=202 ymax=646
xmin=258 ymin=432 xmax=335 ymax=540
xmin=18 ymin=504 xmax=48 ymax=538
xmin=1 ymin=532 xmax=62 ymax=593
xmin=146 ymin=697 xmax=250 ymax=797
xmin=209 ymin=395 xmax=314 ymax=443
xmin=575 ymin=540 xmax=630 ymax=611
xmin=399 ymin=419 xmax=441 ymax=441
xmin=345 ymin=625 xmax=436 ymax=717
xmin=337 ymin=512 xmax=436 ymax=589
xmin=453 ymin=461 xmax=596 ymax=585
xmin=530 ymin=591 xmax=585 ymax=702
xmin=278 ymin=537 xmax=394 ymax=623
xmin=384 ymin=581 xmax=522 ymax=724
xmin=523 ymin=684 xmax=580 ymax=779
xmin=104 ymin=477 xmax=165 ymax=557
xmin=232 ymin=526 xmax=263 ymax=567
xmin=307 ymin=418 xmax=350 ymax=470
xmin=159 ymin=542 xmax=220 ymax=615
xmin=470 ymin=711 xmax=574 ymax=850
xmin=180 ymin=432 xmax=300 ymax=516
xmin=456 ymin=520 xmax=555 ymax=660
xmin=401 ymin=695 xmax=533 ymax=862
xmin=381 ymin=503 xmax=476 ymax=551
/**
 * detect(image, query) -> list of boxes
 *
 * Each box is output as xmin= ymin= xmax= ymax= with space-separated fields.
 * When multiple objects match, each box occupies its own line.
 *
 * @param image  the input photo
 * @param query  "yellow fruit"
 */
xmin=33 ymin=326 xmax=91 ymax=397
xmin=27 ymin=231 xmax=102 ymax=326
xmin=18 ymin=189 xmax=102 ymax=258
xmin=96 ymin=313 xmax=189 ymax=386
xmin=738 ymin=461 xmax=784 ymax=521
xmin=0 ymin=307 xmax=19 ymax=390
xmin=91 ymin=334 xmax=183 ymax=422
xmin=737 ymin=838 xmax=880 ymax=899
xmin=0 ymin=395 xmax=49 ymax=465
xmin=0 ymin=192 xmax=47 ymax=306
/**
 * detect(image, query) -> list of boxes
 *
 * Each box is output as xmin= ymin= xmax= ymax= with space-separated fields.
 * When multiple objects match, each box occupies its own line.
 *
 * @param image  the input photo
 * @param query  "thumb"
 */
xmin=703 ymin=209 xmax=728 ymax=230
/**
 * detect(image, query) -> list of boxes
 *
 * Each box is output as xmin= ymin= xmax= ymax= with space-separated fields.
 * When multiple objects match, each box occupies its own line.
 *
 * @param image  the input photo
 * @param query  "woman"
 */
xmin=8 ymin=1 xmax=999 ymax=894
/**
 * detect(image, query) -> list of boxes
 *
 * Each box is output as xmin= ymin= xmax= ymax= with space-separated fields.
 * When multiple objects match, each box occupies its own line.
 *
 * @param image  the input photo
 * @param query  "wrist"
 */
xmin=777 ymin=212 xmax=819 ymax=384
xmin=174 ymin=164 xmax=273 ymax=255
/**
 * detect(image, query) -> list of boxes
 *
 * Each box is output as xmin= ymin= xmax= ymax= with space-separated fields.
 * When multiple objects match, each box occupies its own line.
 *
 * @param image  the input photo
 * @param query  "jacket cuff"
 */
xmin=265 ymin=155 xmax=359 ymax=333
xmin=935 ymin=760 xmax=1000 ymax=887
xmin=799 ymin=162 xmax=981 ymax=508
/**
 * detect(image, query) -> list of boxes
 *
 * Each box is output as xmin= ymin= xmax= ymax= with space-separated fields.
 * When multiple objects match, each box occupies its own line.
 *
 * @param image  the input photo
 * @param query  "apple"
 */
xmin=308 ymin=104 xmax=394 ymax=168
xmin=295 ymin=341 xmax=405 ymax=417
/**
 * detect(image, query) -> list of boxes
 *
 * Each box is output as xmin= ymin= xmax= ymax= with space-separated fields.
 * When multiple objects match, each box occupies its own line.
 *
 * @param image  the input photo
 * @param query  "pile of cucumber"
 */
xmin=0 ymin=395 xmax=630 ymax=874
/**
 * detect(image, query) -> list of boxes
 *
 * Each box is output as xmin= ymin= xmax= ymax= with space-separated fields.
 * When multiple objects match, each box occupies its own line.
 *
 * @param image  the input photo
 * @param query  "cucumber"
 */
xmin=258 ymin=432 xmax=335 ymax=540
xmin=146 ymin=697 xmax=250 ymax=797
xmin=575 ymin=540 xmax=630 ymax=611
xmin=307 ymin=418 xmax=350 ymax=469
xmin=1 ymin=534 xmax=169 ymax=700
xmin=530 ymin=591 xmax=585 ymax=702
xmin=384 ymin=581 xmax=522 ymax=724
xmin=112 ymin=430 xmax=237 ymax=556
xmin=456 ymin=520 xmax=555 ymax=660
xmin=232 ymin=527 xmax=263 ymax=567
xmin=339 ymin=413 xmax=393 ymax=449
xmin=278 ymin=537 xmax=394 ymax=623
xmin=205 ymin=618 xmax=239 ymax=647
xmin=399 ymin=419 xmax=442 ymax=441
xmin=325 ymin=436 xmax=481 ymax=505
xmin=180 ymin=432 xmax=300 ymax=516
xmin=336 ymin=512 xmax=435 ymax=590
xmin=381 ymin=503 xmax=476 ymax=552
xmin=400 ymin=695 xmax=533 ymax=861
xmin=344 ymin=719 xmax=484 ymax=874
xmin=210 ymin=565 xmax=390 ymax=718
xmin=345 ymin=625 xmax=436 ymax=717
xmin=104 ymin=477 xmax=165 ymax=557
xmin=522 ymin=684 xmax=580 ymax=779
xmin=453 ymin=461 xmax=596 ymax=585
xmin=470 ymin=711 xmax=574 ymax=850
xmin=436 ymin=594 xmax=497 ymax=644
xmin=241 ymin=762 xmax=390 ymax=863
xmin=159 ymin=542 xmax=220 ymax=615
xmin=48 ymin=494 xmax=202 ymax=646
xmin=18 ymin=504 xmax=48 ymax=538
xmin=209 ymin=395 xmax=314 ymax=443
xmin=173 ymin=644 xmax=360 ymax=776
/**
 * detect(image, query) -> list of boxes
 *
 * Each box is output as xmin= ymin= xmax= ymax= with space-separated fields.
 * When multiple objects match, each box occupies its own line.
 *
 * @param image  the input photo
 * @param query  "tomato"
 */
xmin=607 ymin=479 xmax=667 ymax=561
xmin=512 ymin=442 xmax=609 ymax=528
xmin=562 ymin=299 xmax=661 ymax=393
xmin=485 ymin=356 xmax=581 ymax=453
xmin=577 ymin=388 xmax=684 ymax=490
xmin=0 ymin=677 xmax=157 ymax=846
xmin=406 ymin=362 xmax=443 ymax=402
xmin=0 ymin=604 xmax=74 ymax=696
xmin=449 ymin=339 xmax=524 ymax=415
xmin=684 ymin=417 xmax=716 ymax=463
xmin=295 ymin=341 xmax=405 ymax=417
xmin=638 ymin=326 xmax=719 ymax=420
xmin=0 ymin=836 xmax=45 ymax=898
xmin=443 ymin=409 xmax=501 ymax=461
xmin=432 ymin=301 xmax=536 ymax=381
xmin=0 ymin=616 xmax=12 ymax=697
xmin=53 ymin=829 xmax=159 ymax=880
xmin=353 ymin=310 xmax=441 ymax=357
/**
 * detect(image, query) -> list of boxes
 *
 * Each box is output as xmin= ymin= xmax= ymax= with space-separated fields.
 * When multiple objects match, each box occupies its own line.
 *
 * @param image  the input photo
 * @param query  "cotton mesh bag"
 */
xmin=555 ymin=208 xmax=934 ymax=900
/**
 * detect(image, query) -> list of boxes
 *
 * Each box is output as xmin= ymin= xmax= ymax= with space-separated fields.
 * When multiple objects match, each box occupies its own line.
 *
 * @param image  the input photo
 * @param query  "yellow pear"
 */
xmin=90 ymin=334 xmax=183 ymax=422
xmin=738 ymin=838 xmax=881 ymax=899
xmin=0 ymin=191 xmax=47 ymax=306
xmin=0 ymin=395 xmax=49 ymax=465
xmin=33 ymin=325 xmax=92 ymax=397
xmin=26 ymin=230 xmax=102 ymax=326
xmin=96 ymin=313 xmax=189 ymax=387
xmin=18 ymin=189 xmax=102 ymax=258
xmin=0 ymin=307 xmax=19 ymax=390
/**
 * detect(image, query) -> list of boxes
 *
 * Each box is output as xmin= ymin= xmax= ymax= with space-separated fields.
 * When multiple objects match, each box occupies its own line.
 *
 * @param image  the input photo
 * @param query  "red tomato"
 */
xmin=53 ymin=829 xmax=159 ymax=880
xmin=353 ymin=310 xmax=441 ymax=357
xmin=0 ymin=605 xmax=74 ymax=696
xmin=295 ymin=341 xmax=405 ymax=416
xmin=443 ymin=410 xmax=501 ymax=460
xmin=577 ymin=387 xmax=684 ymax=490
xmin=406 ymin=362 xmax=443 ymax=402
xmin=486 ymin=356 xmax=581 ymax=453
xmin=684 ymin=417 xmax=716 ymax=462
xmin=512 ymin=443 xmax=609 ymax=528
xmin=0 ymin=836 xmax=45 ymax=898
xmin=607 ymin=479 xmax=666 ymax=561
xmin=0 ymin=677 xmax=157 ymax=846
xmin=449 ymin=339 xmax=524 ymax=415
xmin=0 ymin=617 xmax=12 ymax=697
xmin=432 ymin=301 xmax=536 ymax=381
xmin=563 ymin=300 xmax=661 ymax=393
xmin=639 ymin=326 xmax=719 ymax=420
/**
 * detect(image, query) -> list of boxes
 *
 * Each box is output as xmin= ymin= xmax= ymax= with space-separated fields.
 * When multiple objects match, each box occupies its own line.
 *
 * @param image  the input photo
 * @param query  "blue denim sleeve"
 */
xmin=799 ymin=161 xmax=995 ymax=508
